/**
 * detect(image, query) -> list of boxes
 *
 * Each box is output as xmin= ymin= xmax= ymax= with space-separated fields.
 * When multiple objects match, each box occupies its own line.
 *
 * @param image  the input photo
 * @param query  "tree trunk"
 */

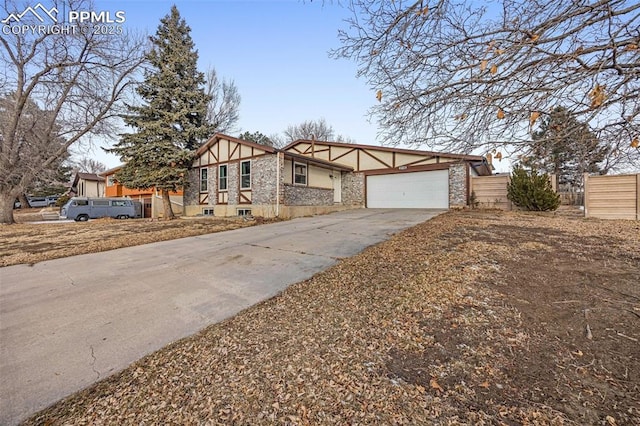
xmin=18 ymin=193 xmax=29 ymax=209
xmin=161 ymin=189 xmax=175 ymax=220
xmin=0 ymin=190 xmax=17 ymax=224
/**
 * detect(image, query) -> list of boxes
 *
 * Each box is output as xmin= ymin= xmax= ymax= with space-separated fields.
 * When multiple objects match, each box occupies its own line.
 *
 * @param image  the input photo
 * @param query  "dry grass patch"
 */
xmin=23 ymin=211 xmax=640 ymax=425
xmin=0 ymin=214 xmax=261 ymax=267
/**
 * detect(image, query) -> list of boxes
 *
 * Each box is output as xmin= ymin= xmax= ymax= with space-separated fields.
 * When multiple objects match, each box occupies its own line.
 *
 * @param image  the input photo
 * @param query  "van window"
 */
xmin=92 ymin=200 xmax=110 ymax=206
xmin=112 ymin=200 xmax=129 ymax=206
xmin=74 ymin=200 xmax=89 ymax=206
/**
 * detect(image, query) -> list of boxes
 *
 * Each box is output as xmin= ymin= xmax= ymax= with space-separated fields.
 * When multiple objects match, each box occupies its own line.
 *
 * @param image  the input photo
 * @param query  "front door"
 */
xmin=333 ymin=172 xmax=342 ymax=203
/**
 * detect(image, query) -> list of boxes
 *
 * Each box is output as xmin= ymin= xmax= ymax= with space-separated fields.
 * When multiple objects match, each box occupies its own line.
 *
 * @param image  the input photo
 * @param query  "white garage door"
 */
xmin=367 ymin=170 xmax=449 ymax=208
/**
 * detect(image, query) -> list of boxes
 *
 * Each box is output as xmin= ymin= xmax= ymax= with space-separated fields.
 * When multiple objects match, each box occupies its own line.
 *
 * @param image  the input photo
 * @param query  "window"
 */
xmin=73 ymin=199 xmax=88 ymax=206
xmin=240 ymin=160 xmax=251 ymax=189
xmin=203 ymin=208 xmax=215 ymax=216
xmin=112 ymin=200 xmax=129 ymax=207
xmin=294 ymin=162 xmax=307 ymax=185
xmin=219 ymin=164 xmax=228 ymax=191
xmin=107 ymin=176 xmax=116 ymax=186
xmin=200 ymin=168 xmax=208 ymax=192
xmin=237 ymin=208 xmax=252 ymax=217
xmin=92 ymin=200 xmax=110 ymax=206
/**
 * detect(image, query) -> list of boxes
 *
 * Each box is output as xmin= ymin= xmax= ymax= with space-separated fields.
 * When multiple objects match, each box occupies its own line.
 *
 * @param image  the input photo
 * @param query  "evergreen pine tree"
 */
xmin=108 ymin=6 xmax=211 ymax=219
xmin=522 ymin=107 xmax=609 ymax=188
xmin=507 ymin=166 xmax=560 ymax=211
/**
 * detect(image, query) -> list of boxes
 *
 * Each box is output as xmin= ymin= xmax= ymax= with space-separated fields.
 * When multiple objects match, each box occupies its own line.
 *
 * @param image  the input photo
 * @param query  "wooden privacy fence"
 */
xmin=584 ymin=173 xmax=640 ymax=220
xmin=470 ymin=175 xmax=512 ymax=210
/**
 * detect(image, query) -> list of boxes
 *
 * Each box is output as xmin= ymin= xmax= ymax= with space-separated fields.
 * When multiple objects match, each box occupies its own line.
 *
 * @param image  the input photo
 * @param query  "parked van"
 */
xmin=60 ymin=197 xmax=139 ymax=221
xmin=27 ymin=195 xmax=58 ymax=208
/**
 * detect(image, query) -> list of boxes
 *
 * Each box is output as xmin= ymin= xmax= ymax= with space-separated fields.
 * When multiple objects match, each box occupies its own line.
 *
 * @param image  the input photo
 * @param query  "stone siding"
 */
xmin=448 ymin=163 xmax=467 ymax=207
xmin=342 ymin=172 xmax=365 ymax=206
xmin=227 ymin=162 xmax=239 ymax=205
xmin=251 ymin=156 xmax=279 ymax=205
xmin=283 ymin=184 xmax=333 ymax=206
xmin=206 ymin=165 xmax=217 ymax=205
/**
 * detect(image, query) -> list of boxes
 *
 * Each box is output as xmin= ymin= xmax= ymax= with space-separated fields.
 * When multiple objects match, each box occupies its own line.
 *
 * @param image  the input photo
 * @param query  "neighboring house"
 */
xmin=102 ymin=166 xmax=183 ymax=219
xmin=70 ymin=172 xmax=105 ymax=198
xmin=183 ymin=133 xmax=492 ymax=218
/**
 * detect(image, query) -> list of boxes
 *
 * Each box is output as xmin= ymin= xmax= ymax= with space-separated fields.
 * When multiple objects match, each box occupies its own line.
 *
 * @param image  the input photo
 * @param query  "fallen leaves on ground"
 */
xmin=0 ymin=213 xmax=260 ymax=267
xmin=22 ymin=210 xmax=640 ymax=425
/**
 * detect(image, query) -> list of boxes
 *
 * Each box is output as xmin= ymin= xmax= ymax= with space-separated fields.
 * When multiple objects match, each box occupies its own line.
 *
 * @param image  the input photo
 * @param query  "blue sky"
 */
xmin=90 ymin=0 xmax=377 ymax=168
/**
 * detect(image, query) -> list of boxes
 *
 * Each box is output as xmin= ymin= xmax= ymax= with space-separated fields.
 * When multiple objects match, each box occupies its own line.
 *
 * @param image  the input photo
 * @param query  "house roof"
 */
xmin=196 ymin=133 xmax=277 ymax=157
xmin=283 ymin=139 xmax=486 ymax=162
xmin=72 ymin=172 xmax=103 ymax=185
xmin=100 ymin=165 xmax=123 ymax=177
xmin=195 ymin=133 xmax=353 ymax=171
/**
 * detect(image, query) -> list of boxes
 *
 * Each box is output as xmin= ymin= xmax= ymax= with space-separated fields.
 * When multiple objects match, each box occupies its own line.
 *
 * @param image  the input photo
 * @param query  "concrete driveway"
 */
xmin=0 ymin=208 xmax=444 ymax=425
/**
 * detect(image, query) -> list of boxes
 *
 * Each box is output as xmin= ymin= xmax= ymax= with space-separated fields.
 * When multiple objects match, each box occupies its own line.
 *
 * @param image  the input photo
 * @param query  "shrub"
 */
xmin=55 ymin=195 xmax=70 ymax=208
xmin=507 ymin=166 xmax=560 ymax=211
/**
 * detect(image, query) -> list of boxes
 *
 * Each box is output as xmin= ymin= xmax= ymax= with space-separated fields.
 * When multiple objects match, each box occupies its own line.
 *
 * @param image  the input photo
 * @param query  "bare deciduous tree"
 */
xmin=283 ymin=118 xmax=336 ymax=143
xmin=205 ymin=67 xmax=241 ymax=134
xmin=0 ymin=0 xmax=145 ymax=223
xmin=73 ymin=157 xmax=107 ymax=174
xmin=334 ymin=0 xmax=639 ymax=169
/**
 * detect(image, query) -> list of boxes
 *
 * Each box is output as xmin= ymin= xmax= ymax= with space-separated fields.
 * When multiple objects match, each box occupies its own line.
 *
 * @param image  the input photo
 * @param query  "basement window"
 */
xmin=202 ymin=208 xmax=214 ymax=216
xmin=237 ymin=208 xmax=252 ymax=217
xmin=294 ymin=162 xmax=307 ymax=185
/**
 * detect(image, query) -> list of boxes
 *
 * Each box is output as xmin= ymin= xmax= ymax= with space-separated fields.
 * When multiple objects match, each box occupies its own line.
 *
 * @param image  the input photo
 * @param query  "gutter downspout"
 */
xmin=275 ymin=152 xmax=281 ymax=217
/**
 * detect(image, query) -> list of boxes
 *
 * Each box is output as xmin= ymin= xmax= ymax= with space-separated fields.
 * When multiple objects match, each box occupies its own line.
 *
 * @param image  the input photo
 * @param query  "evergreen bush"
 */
xmin=507 ymin=166 xmax=560 ymax=211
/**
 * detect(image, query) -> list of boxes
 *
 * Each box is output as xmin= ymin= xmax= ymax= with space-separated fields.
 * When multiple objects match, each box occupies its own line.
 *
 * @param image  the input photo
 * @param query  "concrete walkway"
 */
xmin=0 ymin=208 xmax=443 ymax=425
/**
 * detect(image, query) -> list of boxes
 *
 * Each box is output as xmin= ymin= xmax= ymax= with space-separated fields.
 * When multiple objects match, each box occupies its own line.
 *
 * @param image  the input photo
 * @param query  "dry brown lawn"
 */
xmin=10 ymin=210 xmax=640 ymax=425
xmin=1 ymin=208 xmax=261 ymax=267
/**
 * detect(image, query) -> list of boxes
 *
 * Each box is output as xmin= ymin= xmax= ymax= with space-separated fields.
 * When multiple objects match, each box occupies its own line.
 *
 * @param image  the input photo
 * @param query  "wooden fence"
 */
xmin=584 ymin=173 xmax=640 ymax=220
xmin=470 ymin=175 xmax=512 ymax=210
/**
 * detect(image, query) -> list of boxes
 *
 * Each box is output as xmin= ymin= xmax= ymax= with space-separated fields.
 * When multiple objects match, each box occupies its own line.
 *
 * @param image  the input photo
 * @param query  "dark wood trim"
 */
xmin=209 ymin=147 xmax=218 ymax=163
xmin=362 ymin=149 xmax=392 ymax=168
xmin=465 ymin=162 xmax=471 ymax=206
xmin=282 ymin=139 xmax=484 ymax=162
xmin=392 ymin=152 xmax=396 ymax=168
xmin=199 ymin=193 xmax=209 ymax=204
xmin=401 ymin=156 xmax=438 ymax=168
xmin=357 ymin=150 xmax=360 ymax=171
xmin=239 ymin=191 xmax=252 ymax=204
xmin=363 ymin=162 xmax=452 ymax=176
xmin=230 ymin=140 xmax=239 ymax=160
xmin=330 ymin=147 xmax=356 ymax=162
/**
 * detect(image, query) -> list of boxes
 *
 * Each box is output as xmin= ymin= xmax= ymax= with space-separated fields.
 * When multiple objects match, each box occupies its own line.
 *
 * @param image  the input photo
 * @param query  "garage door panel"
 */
xmin=367 ymin=170 xmax=449 ymax=208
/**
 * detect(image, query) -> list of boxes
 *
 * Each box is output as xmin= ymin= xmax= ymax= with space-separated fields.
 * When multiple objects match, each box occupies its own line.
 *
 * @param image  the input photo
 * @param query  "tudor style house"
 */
xmin=183 ymin=133 xmax=491 ymax=218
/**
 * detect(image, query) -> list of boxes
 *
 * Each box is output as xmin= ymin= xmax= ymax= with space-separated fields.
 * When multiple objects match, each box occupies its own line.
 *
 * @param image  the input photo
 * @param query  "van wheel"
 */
xmin=117 ymin=215 xmax=129 ymax=220
xmin=76 ymin=214 xmax=89 ymax=222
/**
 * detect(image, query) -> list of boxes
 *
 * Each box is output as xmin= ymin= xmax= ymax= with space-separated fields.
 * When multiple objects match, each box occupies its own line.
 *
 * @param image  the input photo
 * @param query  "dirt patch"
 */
xmin=0 ymin=212 xmax=266 ymax=267
xmin=21 ymin=210 xmax=640 ymax=425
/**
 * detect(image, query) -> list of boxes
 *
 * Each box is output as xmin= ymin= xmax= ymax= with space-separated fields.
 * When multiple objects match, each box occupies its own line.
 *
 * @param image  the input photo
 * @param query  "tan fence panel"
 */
xmin=471 ymin=175 xmax=512 ymax=210
xmin=584 ymin=173 xmax=639 ymax=220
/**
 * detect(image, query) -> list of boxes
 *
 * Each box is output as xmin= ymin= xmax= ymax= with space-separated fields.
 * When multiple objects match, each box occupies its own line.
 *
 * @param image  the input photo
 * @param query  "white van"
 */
xmin=60 ymin=197 xmax=139 ymax=221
